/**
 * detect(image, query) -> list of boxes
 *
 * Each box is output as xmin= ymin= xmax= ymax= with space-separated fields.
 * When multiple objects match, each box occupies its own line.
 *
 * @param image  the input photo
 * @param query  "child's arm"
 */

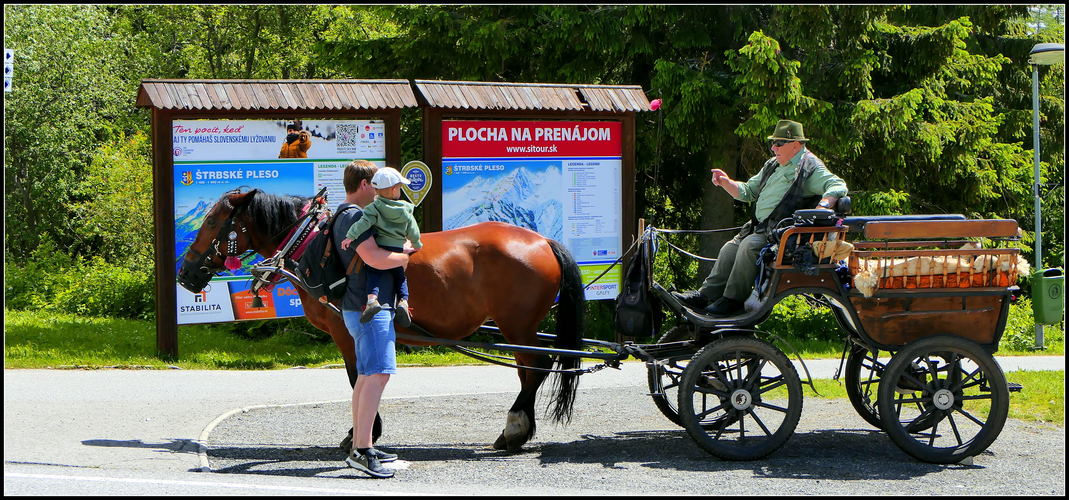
xmin=341 ymin=210 xmax=377 ymax=250
xmin=406 ymin=212 xmax=423 ymax=250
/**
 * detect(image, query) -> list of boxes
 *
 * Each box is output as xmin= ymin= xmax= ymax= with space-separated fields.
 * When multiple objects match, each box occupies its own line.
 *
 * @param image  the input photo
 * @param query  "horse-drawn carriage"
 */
xmin=635 ymin=202 xmax=1025 ymax=464
xmin=180 ymin=188 xmax=1026 ymax=465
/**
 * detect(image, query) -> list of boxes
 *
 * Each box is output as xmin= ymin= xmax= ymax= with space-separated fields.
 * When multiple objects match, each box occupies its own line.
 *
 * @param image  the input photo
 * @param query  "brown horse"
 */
xmin=177 ymin=188 xmax=584 ymax=452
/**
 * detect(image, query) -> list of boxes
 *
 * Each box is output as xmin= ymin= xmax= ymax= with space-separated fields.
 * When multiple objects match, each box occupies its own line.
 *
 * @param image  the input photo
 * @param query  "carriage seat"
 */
xmin=841 ymin=214 xmax=966 ymax=234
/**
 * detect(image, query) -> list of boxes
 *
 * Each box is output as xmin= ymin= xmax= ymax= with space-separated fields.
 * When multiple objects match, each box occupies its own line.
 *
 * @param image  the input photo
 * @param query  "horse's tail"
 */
xmin=546 ymin=238 xmax=584 ymax=424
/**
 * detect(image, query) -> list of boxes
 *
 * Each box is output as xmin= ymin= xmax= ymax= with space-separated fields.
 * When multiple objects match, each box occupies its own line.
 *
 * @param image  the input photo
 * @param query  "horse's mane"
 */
xmin=221 ymin=188 xmax=312 ymax=242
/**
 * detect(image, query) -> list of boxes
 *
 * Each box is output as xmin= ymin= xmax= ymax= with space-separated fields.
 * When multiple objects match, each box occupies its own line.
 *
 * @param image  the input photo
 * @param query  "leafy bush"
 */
xmin=5 ymin=242 xmax=154 ymax=320
xmin=51 ymin=257 xmax=154 ymax=320
xmin=759 ymin=295 xmax=842 ymax=343
xmin=1001 ymin=297 xmax=1065 ymax=351
xmin=5 ymin=239 xmax=81 ymax=311
xmin=71 ymin=132 xmax=154 ymax=267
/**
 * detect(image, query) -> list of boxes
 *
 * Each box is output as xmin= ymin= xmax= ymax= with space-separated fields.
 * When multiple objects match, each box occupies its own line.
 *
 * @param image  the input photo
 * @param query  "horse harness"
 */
xmin=247 ymin=192 xmax=332 ymax=300
xmin=180 ymin=190 xmax=328 ymax=292
xmin=178 ymin=201 xmax=253 ymax=290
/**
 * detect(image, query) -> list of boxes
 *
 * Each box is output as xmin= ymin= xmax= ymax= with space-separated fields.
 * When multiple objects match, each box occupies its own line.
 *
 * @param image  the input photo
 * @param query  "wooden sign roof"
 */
xmin=414 ymin=80 xmax=651 ymax=113
xmin=136 ymin=79 xmax=418 ymax=111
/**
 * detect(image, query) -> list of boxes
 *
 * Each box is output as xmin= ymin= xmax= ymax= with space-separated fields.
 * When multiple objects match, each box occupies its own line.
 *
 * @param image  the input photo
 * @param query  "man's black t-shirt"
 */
xmin=333 ymin=203 xmax=397 ymax=312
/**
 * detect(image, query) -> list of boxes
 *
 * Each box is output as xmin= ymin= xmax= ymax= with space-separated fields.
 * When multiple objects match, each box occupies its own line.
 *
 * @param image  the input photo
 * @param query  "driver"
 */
xmin=673 ymin=119 xmax=848 ymax=316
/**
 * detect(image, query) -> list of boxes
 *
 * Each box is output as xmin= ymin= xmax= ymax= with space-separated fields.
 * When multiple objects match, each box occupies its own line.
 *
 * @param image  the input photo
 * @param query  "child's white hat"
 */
xmin=371 ymin=167 xmax=410 ymax=189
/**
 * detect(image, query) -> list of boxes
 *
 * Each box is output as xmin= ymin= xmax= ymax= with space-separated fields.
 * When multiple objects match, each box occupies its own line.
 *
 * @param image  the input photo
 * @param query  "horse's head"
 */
xmin=177 ymin=189 xmax=260 ymax=293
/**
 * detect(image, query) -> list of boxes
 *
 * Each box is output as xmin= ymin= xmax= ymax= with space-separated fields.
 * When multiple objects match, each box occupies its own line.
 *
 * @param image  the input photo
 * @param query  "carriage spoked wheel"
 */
xmin=845 ymin=345 xmax=887 ymax=429
xmin=647 ymin=351 xmax=690 ymax=426
xmin=646 ymin=325 xmax=696 ymax=426
xmin=677 ymin=336 xmax=803 ymax=460
xmin=846 ymin=345 xmax=944 ymax=433
xmin=877 ymin=335 xmax=1009 ymax=464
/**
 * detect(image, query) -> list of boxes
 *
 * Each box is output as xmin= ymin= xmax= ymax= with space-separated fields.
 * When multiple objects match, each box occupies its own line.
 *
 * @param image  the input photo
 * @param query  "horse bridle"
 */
xmin=177 ymin=201 xmax=253 ymax=291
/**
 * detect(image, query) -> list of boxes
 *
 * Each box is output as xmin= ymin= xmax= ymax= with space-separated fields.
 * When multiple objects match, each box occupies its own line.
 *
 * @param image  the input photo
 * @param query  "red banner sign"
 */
xmin=443 ymin=120 xmax=622 ymax=158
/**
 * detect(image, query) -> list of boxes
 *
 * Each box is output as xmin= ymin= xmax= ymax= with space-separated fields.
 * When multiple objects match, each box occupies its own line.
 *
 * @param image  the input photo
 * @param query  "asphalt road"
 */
xmin=4 ymin=357 xmax=1066 ymax=495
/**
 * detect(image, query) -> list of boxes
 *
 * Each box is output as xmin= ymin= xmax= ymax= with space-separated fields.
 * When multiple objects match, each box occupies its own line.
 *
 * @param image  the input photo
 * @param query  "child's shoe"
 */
xmin=394 ymin=298 xmax=412 ymax=327
xmin=360 ymin=299 xmax=382 ymax=323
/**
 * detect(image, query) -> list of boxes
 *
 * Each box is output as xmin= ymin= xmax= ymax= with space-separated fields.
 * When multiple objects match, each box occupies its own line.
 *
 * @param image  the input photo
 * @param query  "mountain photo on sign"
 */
xmin=442 ymin=161 xmax=563 ymax=242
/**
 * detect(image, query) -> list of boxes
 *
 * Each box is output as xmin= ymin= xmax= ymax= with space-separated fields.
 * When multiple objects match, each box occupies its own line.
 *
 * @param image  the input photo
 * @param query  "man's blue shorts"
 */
xmin=342 ymin=308 xmax=397 ymax=376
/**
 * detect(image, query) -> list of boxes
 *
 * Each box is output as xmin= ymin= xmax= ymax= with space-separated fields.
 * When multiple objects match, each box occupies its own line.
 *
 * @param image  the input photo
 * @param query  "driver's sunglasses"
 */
xmin=770 ymin=140 xmax=792 ymax=147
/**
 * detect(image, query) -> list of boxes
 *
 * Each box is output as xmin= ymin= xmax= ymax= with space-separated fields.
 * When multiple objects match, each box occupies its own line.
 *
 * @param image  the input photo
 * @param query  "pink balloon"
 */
xmin=649 ymin=99 xmax=662 ymax=111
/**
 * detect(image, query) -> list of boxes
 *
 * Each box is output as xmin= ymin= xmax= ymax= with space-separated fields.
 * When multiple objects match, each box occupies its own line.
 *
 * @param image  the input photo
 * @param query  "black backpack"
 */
xmin=296 ymin=206 xmax=359 ymax=301
xmin=614 ymin=237 xmax=661 ymax=340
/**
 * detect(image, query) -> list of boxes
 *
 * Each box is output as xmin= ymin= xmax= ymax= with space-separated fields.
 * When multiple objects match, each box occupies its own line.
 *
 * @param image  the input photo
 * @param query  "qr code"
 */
xmin=336 ymin=124 xmax=359 ymax=147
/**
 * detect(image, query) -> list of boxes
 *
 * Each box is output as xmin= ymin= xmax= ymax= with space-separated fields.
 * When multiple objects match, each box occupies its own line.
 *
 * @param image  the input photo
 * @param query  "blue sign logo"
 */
xmin=406 ymin=167 xmax=426 ymax=191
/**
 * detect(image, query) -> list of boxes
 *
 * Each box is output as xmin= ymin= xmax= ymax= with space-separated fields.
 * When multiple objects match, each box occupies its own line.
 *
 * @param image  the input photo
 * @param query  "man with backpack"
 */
xmin=673 ymin=120 xmax=848 ymax=317
xmin=333 ymin=159 xmax=414 ymax=478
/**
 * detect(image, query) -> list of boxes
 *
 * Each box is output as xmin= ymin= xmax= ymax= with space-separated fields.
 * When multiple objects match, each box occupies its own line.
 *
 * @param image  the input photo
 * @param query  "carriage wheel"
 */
xmin=877 ymin=336 xmax=1009 ymax=464
xmin=677 ymin=336 xmax=803 ymax=460
xmin=646 ymin=326 xmax=695 ymax=426
xmin=845 ymin=345 xmax=886 ymax=430
xmin=846 ymin=345 xmax=941 ymax=433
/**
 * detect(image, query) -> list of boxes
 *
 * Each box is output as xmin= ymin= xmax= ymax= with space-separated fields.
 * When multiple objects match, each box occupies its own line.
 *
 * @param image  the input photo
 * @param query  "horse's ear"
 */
xmin=228 ymin=189 xmax=259 ymax=209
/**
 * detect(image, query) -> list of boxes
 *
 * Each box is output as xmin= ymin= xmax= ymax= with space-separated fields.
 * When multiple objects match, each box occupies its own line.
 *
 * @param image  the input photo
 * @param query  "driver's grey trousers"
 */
xmin=698 ymin=230 xmax=767 ymax=302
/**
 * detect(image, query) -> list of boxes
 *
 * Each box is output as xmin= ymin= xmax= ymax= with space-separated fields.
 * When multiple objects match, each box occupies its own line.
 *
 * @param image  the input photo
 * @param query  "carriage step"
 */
xmin=1007 ymin=382 xmax=1023 ymax=392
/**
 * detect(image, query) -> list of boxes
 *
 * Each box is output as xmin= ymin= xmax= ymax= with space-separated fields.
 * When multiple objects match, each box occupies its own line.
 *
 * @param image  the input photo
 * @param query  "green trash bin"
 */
xmin=1032 ymin=268 xmax=1064 ymax=325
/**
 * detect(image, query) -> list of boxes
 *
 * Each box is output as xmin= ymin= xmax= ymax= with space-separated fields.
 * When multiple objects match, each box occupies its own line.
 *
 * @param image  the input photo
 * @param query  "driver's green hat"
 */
xmin=767 ymin=120 xmax=809 ymax=142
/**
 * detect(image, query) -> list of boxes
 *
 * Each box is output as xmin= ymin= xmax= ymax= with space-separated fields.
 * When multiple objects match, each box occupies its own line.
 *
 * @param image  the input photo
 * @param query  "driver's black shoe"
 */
xmin=704 ymin=297 xmax=744 ymax=316
xmin=672 ymin=290 xmax=711 ymax=309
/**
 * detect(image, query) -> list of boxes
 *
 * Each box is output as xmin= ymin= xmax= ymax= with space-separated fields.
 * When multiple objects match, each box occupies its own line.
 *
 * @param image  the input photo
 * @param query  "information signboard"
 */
xmin=441 ymin=120 xmax=622 ymax=300
xmin=172 ymin=118 xmax=386 ymax=324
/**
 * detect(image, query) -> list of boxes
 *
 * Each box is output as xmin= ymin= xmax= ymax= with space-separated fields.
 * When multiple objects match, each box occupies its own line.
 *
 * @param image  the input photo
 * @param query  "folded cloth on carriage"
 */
xmin=855 ymin=250 xmax=1030 ymax=277
xmin=851 ymin=243 xmax=1030 ymax=297
xmin=809 ymin=239 xmax=854 ymax=262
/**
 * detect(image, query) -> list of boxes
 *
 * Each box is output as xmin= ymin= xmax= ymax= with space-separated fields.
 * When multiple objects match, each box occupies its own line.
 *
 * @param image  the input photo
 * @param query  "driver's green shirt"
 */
xmin=732 ymin=147 xmax=848 ymax=222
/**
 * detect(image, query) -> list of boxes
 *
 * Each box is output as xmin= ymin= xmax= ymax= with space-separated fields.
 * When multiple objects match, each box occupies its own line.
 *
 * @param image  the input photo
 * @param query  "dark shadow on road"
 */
xmin=81 ymin=438 xmax=201 ymax=454
xmin=534 ymin=427 xmax=986 ymax=479
xmin=203 ymin=427 xmax=984 ymax=480
xmin=206 ymin=442 xmax=523 ymax=477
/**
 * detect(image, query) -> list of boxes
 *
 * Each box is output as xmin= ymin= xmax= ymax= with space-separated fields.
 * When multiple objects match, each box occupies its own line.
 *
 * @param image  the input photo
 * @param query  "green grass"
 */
xmin=3 ymin=309 xmax=549 ymax=370
xmin=3 ymin=310 xmax=343 ymax=370
xmin=1002 ymin=370 xmax=1065 ymax=425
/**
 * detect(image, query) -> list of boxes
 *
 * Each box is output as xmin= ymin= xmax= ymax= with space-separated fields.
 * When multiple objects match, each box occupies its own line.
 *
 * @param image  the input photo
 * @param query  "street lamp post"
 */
xmin=1028 ymin=42 xmax=1064 ymax=350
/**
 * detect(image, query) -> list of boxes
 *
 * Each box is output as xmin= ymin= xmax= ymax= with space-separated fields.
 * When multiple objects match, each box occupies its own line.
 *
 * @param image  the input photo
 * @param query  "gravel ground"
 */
xmin=206 ymin=384 xmax=1065 ymax=495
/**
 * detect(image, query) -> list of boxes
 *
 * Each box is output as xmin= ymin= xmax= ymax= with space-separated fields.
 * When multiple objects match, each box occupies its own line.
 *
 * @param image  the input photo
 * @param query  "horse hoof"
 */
xmin=493 ymin=433 xmax=508 ymax=450
xmin=506 ymin=432 xmax=529 ymax=453
xmin=492 ymin=432 xmax=527 ymax=452
xmin=340 ymin=426 xmax=354 ymax=452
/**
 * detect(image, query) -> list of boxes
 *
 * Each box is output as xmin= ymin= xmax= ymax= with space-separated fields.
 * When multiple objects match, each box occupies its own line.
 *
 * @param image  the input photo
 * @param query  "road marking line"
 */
xmin=5 ymin=472 xmax=430 ymax=495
